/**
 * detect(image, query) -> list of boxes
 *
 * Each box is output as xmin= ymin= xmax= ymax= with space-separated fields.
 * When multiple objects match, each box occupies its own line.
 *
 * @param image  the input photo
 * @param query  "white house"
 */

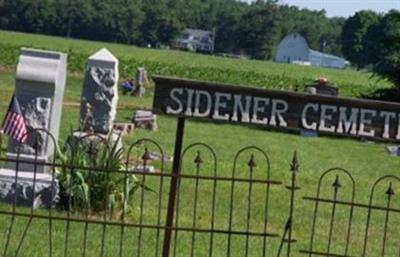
xmin=275 ymin=33 xmax=348 ymax=69
xmin=176 ymin=28 xmax=215 ymax=53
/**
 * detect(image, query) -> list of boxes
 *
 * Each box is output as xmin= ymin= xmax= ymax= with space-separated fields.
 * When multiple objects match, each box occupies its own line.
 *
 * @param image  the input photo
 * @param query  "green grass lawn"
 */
xmin=0 ymin=30 xmax=399 ymax=256
xmin=0 ymin=69 xmax=399 ymax=257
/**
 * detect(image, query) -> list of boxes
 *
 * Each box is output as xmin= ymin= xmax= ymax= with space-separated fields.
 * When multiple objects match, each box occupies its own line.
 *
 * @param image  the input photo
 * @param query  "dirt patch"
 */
xmin=0 ymin=65 xmax=15 ymax=73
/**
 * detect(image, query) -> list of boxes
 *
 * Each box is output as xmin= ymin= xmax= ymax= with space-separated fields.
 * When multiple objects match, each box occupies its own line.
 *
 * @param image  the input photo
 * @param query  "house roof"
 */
xmin=184 ymin=28 xmax=213 ymax=38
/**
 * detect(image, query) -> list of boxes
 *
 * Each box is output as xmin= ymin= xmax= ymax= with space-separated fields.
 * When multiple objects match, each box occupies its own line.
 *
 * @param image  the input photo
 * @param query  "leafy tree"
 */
xmin=294 ymin=10 xmax=327 ymax=51
xmin=238 ymin=2 xmax=281 ymax=59
xmin=320 ymin=17 xmax=345 ymax=56
xmin=341 ymin=10 xmax=380 ymax=69
xmin=112 ymin=0 xmax=144 ymax=44
xmin=214 ymin=0 xmax=246 ymax=53
xmin=61 ymin=0 xmax=96 ymax=38
xmin=372 ymin=10 xmax=400 ymax=87
xmin=140 ymin=0 xmax=182 ymax=47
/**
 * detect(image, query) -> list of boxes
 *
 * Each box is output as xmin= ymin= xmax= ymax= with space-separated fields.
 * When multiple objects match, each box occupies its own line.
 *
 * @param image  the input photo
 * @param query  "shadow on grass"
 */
xmin=362 ymin=87 xmax=400 ymax=102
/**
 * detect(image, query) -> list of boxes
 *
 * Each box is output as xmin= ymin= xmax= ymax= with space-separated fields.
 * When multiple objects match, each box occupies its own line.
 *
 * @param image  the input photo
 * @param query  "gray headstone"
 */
xmin=80 ymin=48 xmax=119 ymax=133
xmin=0 ymin=169 xmax=59 ymax=208
xmin=5 ymin=48 xmax=67 ymax=173
xmin=133 ymin=110 xmax=158 ymax=131
xmin=1 ymin=48 xmax=67 ymax=208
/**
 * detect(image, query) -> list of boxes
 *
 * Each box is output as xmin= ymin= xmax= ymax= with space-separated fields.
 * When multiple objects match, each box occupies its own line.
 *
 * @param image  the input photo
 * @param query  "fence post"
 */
xmin=277 ymin=151 xmax=300 ymax=257
xmin=162 ymin=117 xmax=186 ymax=257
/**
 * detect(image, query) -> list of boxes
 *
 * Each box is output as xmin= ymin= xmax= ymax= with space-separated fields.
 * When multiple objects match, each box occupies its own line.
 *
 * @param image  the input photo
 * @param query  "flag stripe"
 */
xmin=16 ymin=118 xmax=27 ymax=139
xmin=0 ymin=95 xmax=28 ymax=143
xmin=3 ymin=112 xmax=13 ymax=133
xmin=8 ymin=113 xmax=19 ymax=134
xmin=4 ymin=113 xmax=16 ymax=134
xmin=3 ymin=112 xmax=11 ymax=127
xmin=12 ymin=120 xmax=23 ymax=138
xmin=4 ymin=113 xmax=15 ymax=134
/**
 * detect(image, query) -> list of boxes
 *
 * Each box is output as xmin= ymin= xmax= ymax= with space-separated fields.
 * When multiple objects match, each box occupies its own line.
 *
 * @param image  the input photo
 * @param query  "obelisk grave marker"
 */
xmin=0 ymin=48 xmax=67 ymax=208
xmin=72 ymin=48 xmax=121 ymax=148
xmin=80 ymin=48 xmax=119 ymax=133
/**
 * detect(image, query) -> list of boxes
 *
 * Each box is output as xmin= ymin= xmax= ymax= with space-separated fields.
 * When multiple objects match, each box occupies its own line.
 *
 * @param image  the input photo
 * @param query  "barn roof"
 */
xmin=309 ymin=49 xmax=346 ymax=61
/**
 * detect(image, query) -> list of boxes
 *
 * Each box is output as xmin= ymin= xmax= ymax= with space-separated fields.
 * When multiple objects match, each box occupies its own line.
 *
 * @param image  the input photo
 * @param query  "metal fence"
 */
xmin=0 ymin=128 xmax=399 ymax=257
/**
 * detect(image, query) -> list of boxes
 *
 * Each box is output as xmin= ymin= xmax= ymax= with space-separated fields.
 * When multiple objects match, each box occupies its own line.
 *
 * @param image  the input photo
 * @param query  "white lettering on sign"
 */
xmin=301 ymin=103 xmax=318 ymax=130
xmin=161 ymin=87 xmax=400 ymax=141
xmin=251 ymin=97 xmax=269 ymax=125
xmin=270 ymin=99 xmax=288 ymax=127
xmin=185 ymin=89 xmax=195 ymax=116
xmin=193 ymin=90 xmax=212 ymax=117
xmin=358 ymin=109 xmax=376 ymax=137
xmin=212 ymin=92 xmax=231 ymax=121
xmin=396 ymin=114 xmax=400 ymax=140
xmin=166 ymin=88 xmax=184 ymax=114
xmin=380 ymin=111 xmax=396 ymax=139
xmin=232 ymin=95 xmax=251 ymax=123
xmin=319 ymin=104 xmax=337 ymax=132
xmin=337 ymin=107 xmax=358 ymax=135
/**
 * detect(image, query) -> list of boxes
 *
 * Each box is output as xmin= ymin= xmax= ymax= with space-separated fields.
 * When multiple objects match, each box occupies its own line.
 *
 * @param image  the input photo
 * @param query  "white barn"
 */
xmin=275 ymin=33 xmax=348 ymax=69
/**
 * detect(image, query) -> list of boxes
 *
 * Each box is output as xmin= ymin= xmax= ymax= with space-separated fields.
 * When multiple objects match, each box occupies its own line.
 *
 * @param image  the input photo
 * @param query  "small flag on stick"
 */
xmin=0 ymin=95 xmax=28 ymax=144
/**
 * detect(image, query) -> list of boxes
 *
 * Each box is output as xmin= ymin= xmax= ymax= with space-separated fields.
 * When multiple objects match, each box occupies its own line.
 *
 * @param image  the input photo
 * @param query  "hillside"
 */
xmin=0 ymin=30 xmax=393 ymax=98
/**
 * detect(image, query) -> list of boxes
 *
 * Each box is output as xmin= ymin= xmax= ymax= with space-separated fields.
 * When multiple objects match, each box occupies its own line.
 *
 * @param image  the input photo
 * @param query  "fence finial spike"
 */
xmin=142 ymin=147 xmax=151 ymax=162
xmin=248 ymin=154 xmax=256 ymax=168
xmin=290 ymin=150 xmax=299 ymax=172
xmin=332 ymin=175 xmax=341 ymax=189
xmin=386 ymin=182 xmax=395 ymax=196
xmin=194 ymin=150 xmax=203 ymax=165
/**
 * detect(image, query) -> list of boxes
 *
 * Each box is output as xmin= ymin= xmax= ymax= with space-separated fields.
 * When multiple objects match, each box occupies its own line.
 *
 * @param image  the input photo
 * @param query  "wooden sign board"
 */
xmin=152 ymin=76 xmax=400 ymax=142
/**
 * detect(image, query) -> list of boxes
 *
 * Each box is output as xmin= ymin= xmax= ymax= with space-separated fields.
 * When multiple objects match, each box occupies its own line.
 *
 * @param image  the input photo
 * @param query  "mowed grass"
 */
xmin=0 ymin=32 xmax=400 ymax=257
xmin=0 ymin=67 xmax=399 ymax=257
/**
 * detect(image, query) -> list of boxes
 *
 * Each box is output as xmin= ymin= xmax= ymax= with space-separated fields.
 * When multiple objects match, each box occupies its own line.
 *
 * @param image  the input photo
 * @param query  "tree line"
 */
xmin=341 ymin=10 xmax=400 ymax=87
xmin=1 ymin=0 xmax=399 ymax=88
xmin=0 ymin=0 xmax=344 ymax=60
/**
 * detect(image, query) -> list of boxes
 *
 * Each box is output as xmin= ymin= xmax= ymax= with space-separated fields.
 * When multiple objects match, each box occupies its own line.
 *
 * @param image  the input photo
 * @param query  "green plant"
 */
xmin=56 ymin=133 xmax=150 ymax=218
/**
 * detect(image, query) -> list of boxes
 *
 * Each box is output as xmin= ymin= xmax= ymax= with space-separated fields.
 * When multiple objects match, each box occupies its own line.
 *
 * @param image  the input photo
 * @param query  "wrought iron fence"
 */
xmin=0 ymin=129 xmax=399 ymax=257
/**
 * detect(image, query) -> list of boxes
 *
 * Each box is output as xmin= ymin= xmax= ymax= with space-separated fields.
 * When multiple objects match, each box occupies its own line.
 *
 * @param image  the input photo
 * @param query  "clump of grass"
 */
xmin=57 ymin=132 xmax=150 ymax=218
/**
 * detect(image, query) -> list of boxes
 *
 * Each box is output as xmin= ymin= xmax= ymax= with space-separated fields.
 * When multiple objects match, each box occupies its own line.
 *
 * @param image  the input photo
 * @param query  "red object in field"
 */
xmin=314 ymin=77 xmax=328 ymax=86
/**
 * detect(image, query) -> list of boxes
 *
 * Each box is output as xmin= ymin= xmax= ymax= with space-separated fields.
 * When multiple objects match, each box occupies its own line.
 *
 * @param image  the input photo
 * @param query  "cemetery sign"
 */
xmin=153 ymin=76 xmax=400 ymax=142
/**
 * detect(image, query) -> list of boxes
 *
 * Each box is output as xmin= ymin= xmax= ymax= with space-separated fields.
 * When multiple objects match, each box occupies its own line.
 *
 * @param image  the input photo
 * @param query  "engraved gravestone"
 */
xmin=80 ymin=48 xmax=119 ymax=133
xmin=71 ymin=48 xmax=121 ymax=148
xmin=6 ymin=48 xmax=67 ymax=172
xmin=0 ymin=48 xmax=67 ymax=208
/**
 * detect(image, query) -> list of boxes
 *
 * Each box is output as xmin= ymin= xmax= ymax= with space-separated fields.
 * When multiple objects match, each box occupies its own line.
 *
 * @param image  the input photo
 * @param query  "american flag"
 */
xmin=0 ymin=95 xmax=28 ymax=143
